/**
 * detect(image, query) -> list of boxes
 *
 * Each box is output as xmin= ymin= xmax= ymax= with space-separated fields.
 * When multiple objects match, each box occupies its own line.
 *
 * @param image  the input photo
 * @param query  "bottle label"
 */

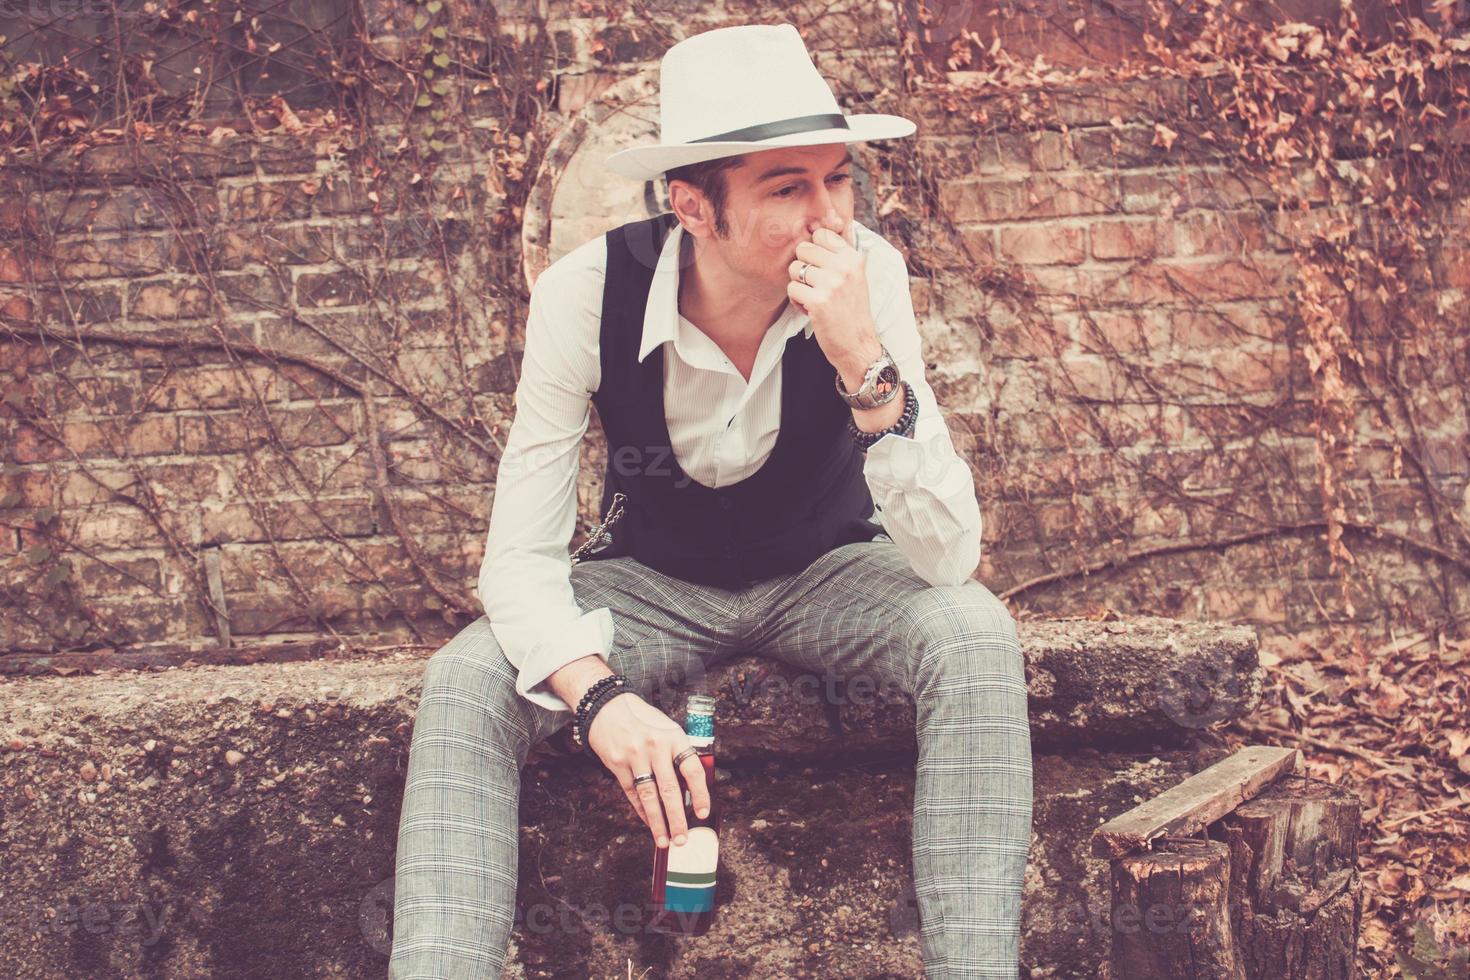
xmin=662 ymin=827 xmax=717 ymax=912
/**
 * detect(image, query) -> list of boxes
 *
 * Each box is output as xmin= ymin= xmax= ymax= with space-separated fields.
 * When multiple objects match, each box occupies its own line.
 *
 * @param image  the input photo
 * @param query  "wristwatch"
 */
xmin=834 ymin=344 xmax=902 ymax=410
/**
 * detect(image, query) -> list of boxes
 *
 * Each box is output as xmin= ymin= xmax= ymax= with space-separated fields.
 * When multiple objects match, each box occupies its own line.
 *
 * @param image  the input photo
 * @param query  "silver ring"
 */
xmin=633 ymin=772 xmax=655 ymax=785
xmin=797 ymin=261 xmax=811 ymax=285
xmin=672 ymin=747 xmax=699 ymax=768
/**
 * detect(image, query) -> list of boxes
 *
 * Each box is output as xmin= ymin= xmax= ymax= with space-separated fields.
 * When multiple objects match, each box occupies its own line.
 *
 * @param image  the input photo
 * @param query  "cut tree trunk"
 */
xmin=1213 ymin=774 xmax=1363 ymax=980
xmin=1110 ymin=838 xmax=1246 ymax=980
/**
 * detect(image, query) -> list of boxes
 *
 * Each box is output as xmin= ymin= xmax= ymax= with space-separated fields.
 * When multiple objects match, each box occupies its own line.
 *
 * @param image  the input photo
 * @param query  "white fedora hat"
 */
xmin=604 ymin=23 xmax=916 ymax=182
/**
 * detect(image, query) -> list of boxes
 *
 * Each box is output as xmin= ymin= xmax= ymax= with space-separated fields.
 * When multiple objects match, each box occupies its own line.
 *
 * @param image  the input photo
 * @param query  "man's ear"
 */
xmin=668 ymin=181 xmax=712 ymax=239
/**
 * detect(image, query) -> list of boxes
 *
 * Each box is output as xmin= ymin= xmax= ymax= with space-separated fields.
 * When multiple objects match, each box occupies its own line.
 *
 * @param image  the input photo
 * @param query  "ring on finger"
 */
xmin=672 ymin=747 xmax=699 ymax=767
xmin=797 ymin=261 xmax=811 ymax=285
xmin=633 ymin=772 xmax=655 ymax=785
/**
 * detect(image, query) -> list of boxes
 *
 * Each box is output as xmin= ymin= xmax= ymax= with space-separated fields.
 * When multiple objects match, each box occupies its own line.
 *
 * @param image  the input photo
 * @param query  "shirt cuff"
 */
xmin=492 ymin=607 xmax=615 ymax=715
xmin=862 ymin=425 xmax=973 ymax=497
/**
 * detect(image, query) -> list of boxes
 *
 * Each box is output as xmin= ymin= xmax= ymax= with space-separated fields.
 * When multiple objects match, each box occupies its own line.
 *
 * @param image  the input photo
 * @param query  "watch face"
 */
xmin=875 ymin=362 xmax=899 ymax=397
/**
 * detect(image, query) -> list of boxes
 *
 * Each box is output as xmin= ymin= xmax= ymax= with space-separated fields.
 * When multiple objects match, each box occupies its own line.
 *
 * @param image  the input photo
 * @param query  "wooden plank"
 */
xmin=204 ymin=548 xmax=232 ymax=649
xmin=1091 ymin=744 xmax=1302 ymax=858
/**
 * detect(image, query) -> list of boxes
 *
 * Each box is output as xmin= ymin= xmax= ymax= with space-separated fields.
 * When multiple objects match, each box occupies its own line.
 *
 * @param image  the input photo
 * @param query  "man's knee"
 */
xmin=417 ymin=618 xmax=536 ymax=752
xmin=910 ymin=585 xmax=1026 ymax=698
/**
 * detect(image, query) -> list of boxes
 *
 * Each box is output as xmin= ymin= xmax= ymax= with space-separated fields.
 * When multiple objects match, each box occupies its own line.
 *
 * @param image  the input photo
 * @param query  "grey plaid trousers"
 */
xmin=389 ymin=539 xmax=1033 ymax=978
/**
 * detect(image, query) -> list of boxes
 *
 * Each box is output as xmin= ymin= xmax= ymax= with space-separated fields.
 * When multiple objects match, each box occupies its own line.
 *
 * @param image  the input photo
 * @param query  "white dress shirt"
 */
xmin=481 ymin=218 xmax=982 ymax=713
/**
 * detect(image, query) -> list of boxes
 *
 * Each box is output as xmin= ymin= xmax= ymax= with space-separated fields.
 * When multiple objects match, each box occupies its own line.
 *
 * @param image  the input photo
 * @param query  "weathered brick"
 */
xmin=0 ymin=466 xmax=52 ymax=509
xmin=1050 ymin=78 xmax=1191 ymax=127
xmin=215 ymin=223 xmax=334 ymax=269
xmin=70 ymin=553 xmax=165 ymax=595
xmin=1055 ymin=353 xmax=1119 ymax=400
xmin=53 ymin=233 xmax=189 ymax=280
xmin=138 ymin=364 xmax=288 ymax=411
xmin=311 ymin=173 xmax=405 ymax=215
xmin=222 ymin=587 xmax=360 ymax=635
xmin=77 ymin=139 xmax=254 ymax=180
xmin=70 ymin=502 xmax=180 ymax=549
xmin=381 ymin=487 xmax=487 ymax=535
xmin=1071 ymin=124 xmax=1191 ymax=170
xmin=960 ymin=130 xmax=1076 ymax=175
xmin=42 ymin=184 xmax=218 ymax=235
xmin=217 ymin=271 xmax=289 ymax=311
xmin=1125 ymin=257 xmax=1294 ymax=305
xmin=10 ymin=423 xmax=62 ymax=464
xmin=296 ymin=444 xmax=377 ymax=492
xmin=381 ymin=264 xmax=446 ymax=304
xmin=295 ymin=269 xmax=372 ymax=308
xmin=1168 ymin=304 xmax=1275 ymax=349
xmin=58 ymin=466 xmax=138 ymax=507
xmin=941 ymin=174 xmax=1117 ymax=222
xmin=128 ymin=280 xmax=213 ymax=320
xmin=999 ymin=224 xmax=1085 ymax=265
xmin=1073 ymin=310 xmax=1152 ymax=355
xmin=1027 ymin=264 xmax=1130 ymax=307
xmin=58 ymin=415 xmax=180 ymax=458
xmin=201 ymin=495 xmax=377 ymax=544
xmin=1204 ymin=586 xmax=1288 ymax=624
xmin=1089 ymin=219 xmax=1166 ymax=261
xmin=957 ymin=226 xmax=996 ymax=265
xmin=220 ymin=180 xmax=316 ymax=223
xmin=556 ymin=71 xmax=618 ymax=115
xmin=177 ymin=403 xmax=358 ymax=454
xmin=991 ymin=317 xmax=1068 ymax=360
xmin=334 ymin=215 xmax=471 ymax=262
xmin=27 ymin=285 xmax=124 ymax=325
xmin=1172 ymin=210 xmax=1273 ymax=257
xmin=90 ymin=595 xmax=211 ymax=644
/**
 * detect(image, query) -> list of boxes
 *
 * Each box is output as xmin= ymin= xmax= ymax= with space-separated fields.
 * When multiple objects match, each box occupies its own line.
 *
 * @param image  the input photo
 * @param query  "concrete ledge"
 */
xmin=627 ymin=615 xmax=1262 ymax=763
xmin=0 ymin=616 xmax=1257 ymax=978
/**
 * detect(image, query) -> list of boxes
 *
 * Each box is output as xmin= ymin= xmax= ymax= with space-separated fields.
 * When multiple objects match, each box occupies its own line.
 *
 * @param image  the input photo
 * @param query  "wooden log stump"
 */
xmin=1110 ymin=838 xmax=1246 ymax=980
xmin=1095 ymin=749 xmax=1362 ymax=980
xmin=1212 ymin=774 xmax=1363 ymax=980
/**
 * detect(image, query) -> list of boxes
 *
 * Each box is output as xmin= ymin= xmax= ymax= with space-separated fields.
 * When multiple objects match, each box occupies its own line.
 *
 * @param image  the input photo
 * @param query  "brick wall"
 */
xmin=2 ymin=3 xmax=1466 ymax=661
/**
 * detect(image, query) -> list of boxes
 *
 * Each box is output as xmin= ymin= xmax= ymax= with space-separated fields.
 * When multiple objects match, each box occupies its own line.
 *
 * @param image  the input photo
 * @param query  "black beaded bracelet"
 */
xmin=571 ymin=673 xmax=626 ymax=747
xmin=848 ymin=381 xmax=918 ymax=451
xmin=578 ymin=682 xmax=634 ymax=755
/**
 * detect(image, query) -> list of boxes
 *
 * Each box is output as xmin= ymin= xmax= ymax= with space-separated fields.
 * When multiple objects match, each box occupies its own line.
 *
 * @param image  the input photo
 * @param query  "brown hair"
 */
xmin=662 ymin=154 xmax=745 ymax=238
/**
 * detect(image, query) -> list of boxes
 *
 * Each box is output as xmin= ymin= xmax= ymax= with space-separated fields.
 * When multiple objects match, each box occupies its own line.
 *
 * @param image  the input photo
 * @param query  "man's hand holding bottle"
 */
xmin=547 ymin=655 xmax=711 ymax=850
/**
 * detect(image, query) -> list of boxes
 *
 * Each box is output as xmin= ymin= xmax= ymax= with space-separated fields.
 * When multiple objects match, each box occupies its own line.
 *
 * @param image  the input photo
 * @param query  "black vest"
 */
xmin=580 ymin=211 xmax=881 ymax=589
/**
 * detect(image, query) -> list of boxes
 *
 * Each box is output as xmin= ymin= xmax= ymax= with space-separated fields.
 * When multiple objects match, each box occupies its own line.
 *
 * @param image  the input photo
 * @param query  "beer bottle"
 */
xmin=647 ymin=694 xmax=719 ymax=935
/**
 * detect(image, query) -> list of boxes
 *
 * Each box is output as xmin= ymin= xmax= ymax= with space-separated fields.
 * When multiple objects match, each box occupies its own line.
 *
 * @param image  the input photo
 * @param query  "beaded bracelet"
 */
xmin=848 ymin=381 xmax=918 ymax=451
xmin=571 ymin=673 xmax=627 ymax=747
xmin=578 ymin=683 xmax=634 ymax=757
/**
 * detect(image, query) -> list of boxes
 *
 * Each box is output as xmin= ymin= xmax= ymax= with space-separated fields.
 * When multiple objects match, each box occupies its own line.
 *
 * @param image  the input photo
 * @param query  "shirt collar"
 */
xmin=637 ymin=220 xmax=815 ymax=364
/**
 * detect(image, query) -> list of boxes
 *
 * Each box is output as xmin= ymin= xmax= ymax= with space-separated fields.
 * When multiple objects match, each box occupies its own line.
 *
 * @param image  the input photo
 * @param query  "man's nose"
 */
xmin=806 ymin=194 xmax=846 ymax=239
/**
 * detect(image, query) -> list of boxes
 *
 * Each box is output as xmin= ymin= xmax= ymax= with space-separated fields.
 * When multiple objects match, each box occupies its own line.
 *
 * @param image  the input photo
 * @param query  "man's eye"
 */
xmin=775 ymin=174 xmax=850 ymax=198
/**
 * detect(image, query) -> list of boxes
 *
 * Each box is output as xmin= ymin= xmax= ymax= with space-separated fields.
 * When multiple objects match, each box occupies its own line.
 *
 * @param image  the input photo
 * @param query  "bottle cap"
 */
xmin=684 ymin=694 xmax=715 ymax=745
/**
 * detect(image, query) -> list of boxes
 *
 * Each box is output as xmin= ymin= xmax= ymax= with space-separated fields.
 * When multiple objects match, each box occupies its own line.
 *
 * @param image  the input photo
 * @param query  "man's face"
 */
xmin=701 ymin=142 xmax=856 ymax=293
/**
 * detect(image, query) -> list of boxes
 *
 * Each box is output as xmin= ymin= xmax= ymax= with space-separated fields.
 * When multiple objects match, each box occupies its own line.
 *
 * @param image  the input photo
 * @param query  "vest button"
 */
xmin=718 ymin=496 xmax=734 ymax=511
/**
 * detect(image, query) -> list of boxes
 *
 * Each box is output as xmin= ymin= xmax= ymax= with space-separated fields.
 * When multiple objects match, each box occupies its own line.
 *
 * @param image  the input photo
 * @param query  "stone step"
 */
xmin=545 ymin=615 xmax=1262 ymax=763
xmin=0 ymin=618 xmax=1254 ymax=978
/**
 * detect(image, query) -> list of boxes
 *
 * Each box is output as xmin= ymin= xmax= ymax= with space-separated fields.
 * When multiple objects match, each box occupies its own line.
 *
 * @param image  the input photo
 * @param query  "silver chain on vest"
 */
xmin=568 ymin=491 xmax=628 ymax=565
